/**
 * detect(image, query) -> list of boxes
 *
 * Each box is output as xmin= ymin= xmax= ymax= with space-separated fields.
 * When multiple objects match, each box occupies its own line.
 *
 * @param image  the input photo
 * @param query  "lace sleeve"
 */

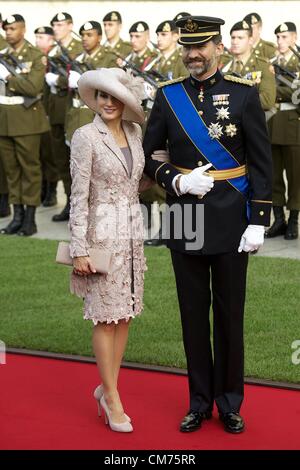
xmin=68 ymin=128 xmax=93 ymax=258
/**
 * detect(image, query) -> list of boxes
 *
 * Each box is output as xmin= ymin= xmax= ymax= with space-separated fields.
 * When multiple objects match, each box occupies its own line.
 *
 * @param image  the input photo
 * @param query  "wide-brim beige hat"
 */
xmin=78 ymin=68 xmax=145 ymax=124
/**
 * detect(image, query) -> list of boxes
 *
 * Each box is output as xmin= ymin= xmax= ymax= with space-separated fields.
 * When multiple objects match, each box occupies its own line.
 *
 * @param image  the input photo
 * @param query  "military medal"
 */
xmin=198 ymin=86 xmax=204 ymax=102
xmin=225 ymin=123 xmax=237 ymax=137
xmin=212 ymin=94 xmax=230 ymax=106
xmin=216 ymin=106 xmax=230 ymax=121
xmin=208 ymin=122 xmax=223 ymax=139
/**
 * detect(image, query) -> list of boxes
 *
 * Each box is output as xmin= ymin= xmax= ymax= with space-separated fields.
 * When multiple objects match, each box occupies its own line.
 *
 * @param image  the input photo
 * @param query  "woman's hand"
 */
xmin=73 ymin=256 xmax=96 ymax=276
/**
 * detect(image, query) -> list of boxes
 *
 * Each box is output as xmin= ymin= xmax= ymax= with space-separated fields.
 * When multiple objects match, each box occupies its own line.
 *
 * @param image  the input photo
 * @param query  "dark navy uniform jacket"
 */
xmin=143 ymin=69 xmax=273 ymax=255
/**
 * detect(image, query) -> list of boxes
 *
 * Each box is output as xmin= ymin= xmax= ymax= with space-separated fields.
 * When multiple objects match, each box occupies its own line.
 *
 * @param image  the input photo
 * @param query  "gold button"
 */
xmin=33 ymin=107 xmax=37 ymax=111
xmin=198 ymin=110 xmax=203 ymax=116
xmin=162 ymin=182 xmax=166 ymax=188
xmin=197 ymin=161 xmax=203 ymax=167
xmin=165 ymin=170 xmax=170 ymax=174
xmin=259 ymin=211 xmax=264 ymax=216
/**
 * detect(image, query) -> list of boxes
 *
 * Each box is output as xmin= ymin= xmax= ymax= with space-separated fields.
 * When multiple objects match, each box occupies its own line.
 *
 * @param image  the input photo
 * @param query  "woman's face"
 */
xmin=97 ymin=91 xmax=124 ymax=121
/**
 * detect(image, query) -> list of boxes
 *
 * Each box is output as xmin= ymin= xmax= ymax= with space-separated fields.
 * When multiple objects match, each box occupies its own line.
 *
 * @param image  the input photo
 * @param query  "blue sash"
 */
xmin=162 ymin=83 xmax=249 ymax=198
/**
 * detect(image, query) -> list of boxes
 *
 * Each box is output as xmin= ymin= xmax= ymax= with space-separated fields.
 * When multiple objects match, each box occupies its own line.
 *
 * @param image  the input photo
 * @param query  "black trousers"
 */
xmin=171 ymin=249 xmax=249 ymax=415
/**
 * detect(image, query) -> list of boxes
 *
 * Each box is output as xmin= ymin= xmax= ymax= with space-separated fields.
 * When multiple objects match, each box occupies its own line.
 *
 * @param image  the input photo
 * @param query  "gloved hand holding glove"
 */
xmin=238 ymin=224 xmax=265 ymax=253
xmin=0 ymin=64 xmax=11 ymax=82
xmin=68 ymin=70 xmax=81 ymax=89
xmin=178 ymin=163 xmax=214 ymax=197
xmin=45 ymin=72 xmax=59 ymax=87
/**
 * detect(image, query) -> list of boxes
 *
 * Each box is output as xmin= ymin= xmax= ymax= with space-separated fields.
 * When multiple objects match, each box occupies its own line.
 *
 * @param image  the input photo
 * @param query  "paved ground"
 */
xmin=1 ymin=181 xmax=299 ymax=260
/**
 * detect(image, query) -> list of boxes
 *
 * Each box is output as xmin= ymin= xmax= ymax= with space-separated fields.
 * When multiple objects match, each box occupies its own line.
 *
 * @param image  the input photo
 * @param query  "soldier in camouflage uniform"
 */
xmin=45 ymin=12 xmax=83 ymax=221
xmin=0 ymin=12 xmax=10 ymax=217
xmin=243 ymin=12 xmax=277 ymax=60
xmin=102 ymin=11 xmax=132 ymax=60
xmin=34 ymin=25 xmax=58 ymax=208
xmin=65 ymin=21 xmax=117 ymax=143
xmin=221 ymin=21 xmax=276 ymax=111
xmin=266 ymin=22 xmax=300 ymax=240
xmin=0 ymin=15 xmax=50 ymax=236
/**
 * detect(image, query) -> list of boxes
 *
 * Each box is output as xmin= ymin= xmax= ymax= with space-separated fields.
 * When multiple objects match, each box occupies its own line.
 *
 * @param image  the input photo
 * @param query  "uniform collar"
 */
xmin=189 ymin=69 xmax=223 ymax=91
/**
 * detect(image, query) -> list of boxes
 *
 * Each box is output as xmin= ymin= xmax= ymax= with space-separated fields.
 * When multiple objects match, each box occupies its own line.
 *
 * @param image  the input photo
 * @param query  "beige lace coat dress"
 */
xmin=69 ymin=114 xmax=147 ymax=324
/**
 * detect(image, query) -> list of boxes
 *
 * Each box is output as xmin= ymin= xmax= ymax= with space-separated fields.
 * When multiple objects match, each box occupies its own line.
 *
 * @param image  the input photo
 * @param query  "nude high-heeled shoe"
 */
xmin=100 ymin=396 xmax=133 ymax=433
xmin=93 ymin=385 xmax=131 ymax=422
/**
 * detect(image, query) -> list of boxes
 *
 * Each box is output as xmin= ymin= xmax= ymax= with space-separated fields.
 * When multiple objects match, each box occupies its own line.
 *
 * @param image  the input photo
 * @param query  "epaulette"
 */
xmin=158 ymin=76 xmax=186 ymax=88
xmin=262 ymin=40 xmax=277 ymax=47
xmin=224 ymin=75 xmax=254 ymax=86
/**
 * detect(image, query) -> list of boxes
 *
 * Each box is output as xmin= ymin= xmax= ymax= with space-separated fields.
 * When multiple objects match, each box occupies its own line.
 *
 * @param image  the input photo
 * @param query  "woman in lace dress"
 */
xmin=69 ymin=68 xmax=147 ymax=433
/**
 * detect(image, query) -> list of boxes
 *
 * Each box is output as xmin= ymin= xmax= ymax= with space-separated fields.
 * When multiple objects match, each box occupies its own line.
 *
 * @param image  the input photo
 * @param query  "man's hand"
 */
xmin=179 ymin=163 xmax=214 ymax=196
xmin=238 ymin=224 xmax=265 ymax=253
xmin=45 ymin=72 xmax=59 ymax=87
xmin=0 ymin=64 xmax=10 ymax=81
xmin=73 ymin=256 xmax=96 ymax=276
xmin=68 ymin=70 xmax=81 ymax=89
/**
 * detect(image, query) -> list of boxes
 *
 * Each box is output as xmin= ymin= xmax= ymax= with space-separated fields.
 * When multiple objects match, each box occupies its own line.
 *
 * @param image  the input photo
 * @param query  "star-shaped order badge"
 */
xmin=225 ymin=123 xmax=237 ymax=137
xmin=216 ymin=106 xmax=230 ymax=121
xmin=208 ymin=122 xmax=223 ymax=139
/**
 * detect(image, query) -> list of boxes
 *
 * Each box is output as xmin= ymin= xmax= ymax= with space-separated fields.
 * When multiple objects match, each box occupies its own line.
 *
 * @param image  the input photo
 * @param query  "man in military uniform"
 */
xmin=34 ymin=25 xmax=58 ymax=207
xmin=46 ymin=12 xmax=82 ymax=221
xmin=143 ymin=16 xmax=272 ymax=433
xmin=173 ymin=13 xmax=191 ymax=23
xmin=0 ymin=12 xmax=10 ymax=218
xmin=266 ymin=22 xmax=300 ymax=240
xmin=65 ymin=21 xmax=117 ymax=143
xmin=127 ymin=21 xmax=159 ymax=72
xmin=0 ymin=15 xmax=50 ymax=236
xmin=221 ymin=21 xmax=276 ymax=111
xmin=102 ymin=11 xmax=132 ymax=59
xmin=243 ymin=12 xmax=277 ymax=60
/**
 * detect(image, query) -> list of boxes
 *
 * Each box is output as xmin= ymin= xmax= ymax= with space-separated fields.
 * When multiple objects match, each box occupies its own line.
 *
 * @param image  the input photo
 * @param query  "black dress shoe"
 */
xmin=180 ymin=410 xmax=212 ymax=433
xmin=219 ymin=412 xmax=245 ymax=434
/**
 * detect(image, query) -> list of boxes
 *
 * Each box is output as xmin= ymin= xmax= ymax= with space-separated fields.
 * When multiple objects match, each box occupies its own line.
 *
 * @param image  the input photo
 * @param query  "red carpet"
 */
xmin=1 ymin=353 xmax=299 ymax=450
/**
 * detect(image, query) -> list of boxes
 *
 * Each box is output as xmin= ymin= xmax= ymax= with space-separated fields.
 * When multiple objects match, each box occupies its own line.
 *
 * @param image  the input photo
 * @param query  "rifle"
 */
xmin=273 ymin=63 xmax=297 ymax=80
xmin=111 ymin=51 xmax=161 ymax=89
xmin=47 ymin=56 xmax=69 ymax=78
xmin=55 ymin=41 xmax=94 ymax=74
xmin=0 ymin=54 xmax=41 ymax=108
xmin=289 ymin=45 xmax=300 ymax=61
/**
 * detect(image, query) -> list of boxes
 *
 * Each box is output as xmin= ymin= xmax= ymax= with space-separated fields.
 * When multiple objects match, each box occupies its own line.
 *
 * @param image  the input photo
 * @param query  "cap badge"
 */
xmin=57 ymin=13 xmax=66 ymax=21
xmin=184 ymin=19 xmax=198 ymax=33
xmin=136 ymin=23 xmax=145 ymax=32
xmin=162 ymin=22 xmax=171 ymax=32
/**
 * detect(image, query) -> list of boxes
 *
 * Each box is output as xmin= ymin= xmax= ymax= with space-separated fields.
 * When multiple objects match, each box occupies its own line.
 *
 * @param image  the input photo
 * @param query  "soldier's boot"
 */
xmin=18 ymin=206 xmax=37 ymax=237
xmin=265 ymin=206 xmax=287 ymax=238
xmin=52 ymin=197 xmax=70 ymax=222
xmin=43 ymin=182 xmax=57 ymax=207
xmin=0 ymin=204 xmax=25 ymax=234
xmin=0 ymin=193 xmax=11 ymax=218
xmin=284 ymin=210 xmax=299 ymax=240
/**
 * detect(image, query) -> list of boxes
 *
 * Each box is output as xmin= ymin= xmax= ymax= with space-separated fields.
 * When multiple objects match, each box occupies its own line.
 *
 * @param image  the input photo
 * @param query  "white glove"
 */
xmin=238 ymin=224 xmax=265 ymax=253
xmin=45 ymin=72 xmax=59 ymax=87
xmin=143 ymin=81 xmax=155 ymax=100
xmin=68 ymin=70 xmax=81 ymax=89
xmin=0 ymin=63 xmax=10 ymax=81
xmin=179 ymin=163 xmax=214 ymax=196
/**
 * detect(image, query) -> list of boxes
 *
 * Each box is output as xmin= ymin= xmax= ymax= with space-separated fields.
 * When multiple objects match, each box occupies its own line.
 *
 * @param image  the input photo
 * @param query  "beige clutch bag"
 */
xmin=56 ymin=242 xmax=112 ymax=274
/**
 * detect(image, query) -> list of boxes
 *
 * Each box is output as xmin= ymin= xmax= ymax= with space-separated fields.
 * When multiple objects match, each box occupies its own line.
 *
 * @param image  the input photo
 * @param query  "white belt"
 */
xmin=0 ymin=96 xmax=25 ymax=105
xmin=72 ymin=98 xmax=88 ymax=109
xmin=279 ymin=102 xmax=298 ymax=111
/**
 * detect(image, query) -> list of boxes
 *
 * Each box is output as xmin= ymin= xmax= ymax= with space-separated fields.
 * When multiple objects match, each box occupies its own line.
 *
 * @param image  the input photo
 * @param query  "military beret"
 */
xmin=50 ymin=12 xmax=72 ymax=26
xmin=3 ymin=14 xmax=25 ymax=28
xmin=230 ymin=20 xmax=252 ymax=35
xmin=173 ymin=12 xmax=191 ymax=22
xmin=79 ymin=21 xmax=102 ymax=35
xmin=176 ymin=15 xmax=224 ymax=45
xmin=129 ymin=22 xmax=149 ymax=34
xmin=243 ymin=13 xmax=262 ymax=25
xmin=156 ymin=20 xmax=177 ymax=33
xmin=274 ymin=22 xmax=297 ymax=34
xmin=34 ymin=26 xmax=54 ymax=36
xmin=103 ymin=11 xmax=122 ymax=23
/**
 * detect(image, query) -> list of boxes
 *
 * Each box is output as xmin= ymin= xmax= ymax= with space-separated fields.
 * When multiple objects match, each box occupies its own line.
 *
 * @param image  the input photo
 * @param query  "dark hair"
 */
xmin=212 ymin=34 xmax=222 ymax=45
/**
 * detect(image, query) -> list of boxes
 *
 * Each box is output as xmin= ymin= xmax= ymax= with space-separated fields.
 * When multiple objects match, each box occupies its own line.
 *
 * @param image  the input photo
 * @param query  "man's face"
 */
xmin=81 ymin=30 xmax=101 ymax=53
xmin=35 ymin=34 xmax=54 ymax=54
xmin=4 ymin=22 xmax=25 ymax=46
xmin=231 ymin=30 xmax=252 ymax=55
xmin=130 ymin=31 xmax=149 ymax=53
xmin=103 ymin=21 xmax=121 ymax=40
xmin=251 ymin=22 xmax=262 ymax=43
xmin=277 ymin=31 xmax=297 ymax=54
xmin=157 ymin=31 xmax=178 ymax=52
xmin=52 ymin=20 xmax=73 ymax=41
xmin=182 ymin=40 xmax=223 ymax=77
